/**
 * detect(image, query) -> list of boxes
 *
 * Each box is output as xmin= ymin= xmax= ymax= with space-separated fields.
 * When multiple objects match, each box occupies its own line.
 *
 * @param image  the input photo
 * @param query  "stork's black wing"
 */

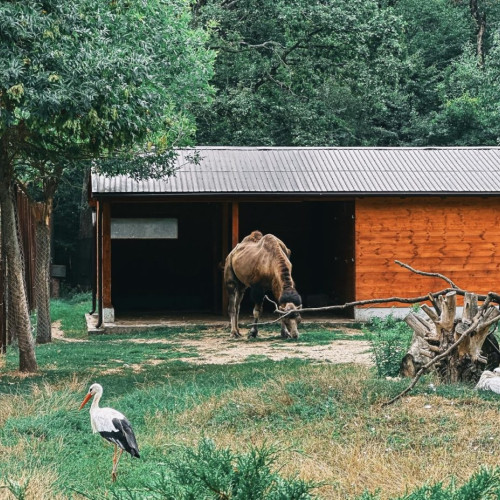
xmin=99 ymin=417 xmax=140 ymax=458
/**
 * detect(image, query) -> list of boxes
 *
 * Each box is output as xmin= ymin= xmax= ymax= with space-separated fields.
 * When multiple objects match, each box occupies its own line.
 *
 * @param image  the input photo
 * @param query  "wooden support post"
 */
xmin=89 ymin=208 xmax=97 ymax=315
xmin=96 ymin=201 xmax=103 ymax=328
xmin=231 ymin=201 xmax=239 ymax=248
xmin=212 ymin=206 xmax=219 ymax=313
xmin=101 ymin=202 xmax=113 ymax=322
xmin=222 ymin=203 xmax=229 ymax=315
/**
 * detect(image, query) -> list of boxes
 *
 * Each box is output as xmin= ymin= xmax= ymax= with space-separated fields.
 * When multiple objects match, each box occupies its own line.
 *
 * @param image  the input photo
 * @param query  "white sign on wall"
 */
xmin=111 ymin=218 xmax=178 ymax=239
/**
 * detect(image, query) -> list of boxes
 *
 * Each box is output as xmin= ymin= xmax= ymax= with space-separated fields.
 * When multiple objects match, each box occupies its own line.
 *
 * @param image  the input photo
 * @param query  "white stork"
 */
xmin=79 ymin=383 xmax=140 ymax=482
xmin=474 ymin=368 xmax=500 ymax=394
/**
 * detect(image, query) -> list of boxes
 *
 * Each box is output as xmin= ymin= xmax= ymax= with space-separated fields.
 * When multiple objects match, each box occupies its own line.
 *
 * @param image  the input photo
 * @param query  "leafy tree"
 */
xmin=193 ymin=0 xmax=413 ymax=146
xmin=192 ymin=0 xmax=500 ymax=147
xmin=0 ymin=0 xmax=214 ymax=370
xmin=416 ymin=40 xmax=500 ymax=146
xmin=52 ymin=162 xmax=92 ymax=291
xmin=400 ymin=0 xmax=500 ymax=145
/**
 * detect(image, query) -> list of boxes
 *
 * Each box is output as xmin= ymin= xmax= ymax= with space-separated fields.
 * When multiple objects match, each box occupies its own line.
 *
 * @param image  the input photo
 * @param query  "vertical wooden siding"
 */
xmin=355 ymin=197 xmax=500 ymax=305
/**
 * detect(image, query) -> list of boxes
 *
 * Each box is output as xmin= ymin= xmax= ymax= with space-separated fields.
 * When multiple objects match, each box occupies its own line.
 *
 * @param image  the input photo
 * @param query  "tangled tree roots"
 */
xmin=400 ymin=291 xmax=500 ymax=383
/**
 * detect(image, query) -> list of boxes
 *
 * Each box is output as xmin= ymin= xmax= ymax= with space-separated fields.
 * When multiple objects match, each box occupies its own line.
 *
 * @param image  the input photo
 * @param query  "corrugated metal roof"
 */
xmin=91 ymin=147 xmax=500 ymax=196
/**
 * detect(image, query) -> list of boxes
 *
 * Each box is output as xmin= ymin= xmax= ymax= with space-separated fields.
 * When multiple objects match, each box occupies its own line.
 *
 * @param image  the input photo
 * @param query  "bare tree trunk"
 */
xmin=0 ymin=202 xmax=6 ymax=354
xmin=0 ymin=181 xmax=38 ymax=372
xmin=470 ymin=0 xmax=486 ymax=66
xmin=34 ymin=198 xmax=52 ymax=344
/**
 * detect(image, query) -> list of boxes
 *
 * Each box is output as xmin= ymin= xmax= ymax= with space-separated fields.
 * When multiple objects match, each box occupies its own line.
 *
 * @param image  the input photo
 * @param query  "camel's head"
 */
xmin=279 ymin=289 xmax=302 ymax=339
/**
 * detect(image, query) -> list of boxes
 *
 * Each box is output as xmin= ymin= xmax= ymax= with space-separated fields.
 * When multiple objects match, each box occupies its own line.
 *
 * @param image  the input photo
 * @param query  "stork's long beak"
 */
xmin=79 ymin=392 xmax=92 ymax=410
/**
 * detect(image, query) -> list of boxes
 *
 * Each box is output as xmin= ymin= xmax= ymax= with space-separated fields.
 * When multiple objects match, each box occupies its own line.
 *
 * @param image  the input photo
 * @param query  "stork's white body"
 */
xmin=90 ymin=405 xmax=127 ymax=434
xmin=475 ymin=369 xmax=500 ymax=394
xmin=80 ymin=383 xmax=140 ymax=481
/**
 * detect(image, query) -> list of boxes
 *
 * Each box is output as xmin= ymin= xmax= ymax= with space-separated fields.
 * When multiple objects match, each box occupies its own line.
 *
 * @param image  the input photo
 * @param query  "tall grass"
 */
xmin=364 ymin=313 xmax=413 ymax=377
xmin=2 ymin=300 xmax=500 ymax=499
xmin=50 ymin=293 xmax=91 ymax=338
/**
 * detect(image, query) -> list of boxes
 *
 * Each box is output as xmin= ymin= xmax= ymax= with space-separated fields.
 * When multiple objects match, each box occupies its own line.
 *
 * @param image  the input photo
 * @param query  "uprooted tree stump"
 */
xmin=253 ymin=260 xmax=500 ymax=405
xmin=400 ymin=291 xmax=500 ymax=383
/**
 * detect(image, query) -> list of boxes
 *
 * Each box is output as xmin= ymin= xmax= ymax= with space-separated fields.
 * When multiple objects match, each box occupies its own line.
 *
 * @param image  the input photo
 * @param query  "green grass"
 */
xmin=0 ymin=337 xmax=322 ymax=498
xmin=294 ymin=328 xmax=368 ymax=345
xmin=50 ymin=294 xmax=92 ymax=338
xmin=3 ymin=301 xmax=500 ymax=499
xmin=246 ymin=327 xmax=369 ymax=346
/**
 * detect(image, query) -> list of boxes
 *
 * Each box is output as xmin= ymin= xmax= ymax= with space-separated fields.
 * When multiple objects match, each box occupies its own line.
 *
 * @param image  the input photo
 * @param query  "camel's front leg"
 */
xmin=281 ymin=323 xmax=291 ymax=339
xmin=248 ymin=301 xmax=263 ymax=338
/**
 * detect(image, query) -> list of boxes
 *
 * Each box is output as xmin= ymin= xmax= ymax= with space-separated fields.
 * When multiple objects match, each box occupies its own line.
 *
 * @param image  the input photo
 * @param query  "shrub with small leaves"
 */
xmin=109 ymin=439 xmax=317 ymax=500
xmin=0 ymin=478 xmax=30 ymax=500
xmin=355 ymin=466 xmax=500 ymax=499
xmin=364 ymin=313 xmax=413 ymax=378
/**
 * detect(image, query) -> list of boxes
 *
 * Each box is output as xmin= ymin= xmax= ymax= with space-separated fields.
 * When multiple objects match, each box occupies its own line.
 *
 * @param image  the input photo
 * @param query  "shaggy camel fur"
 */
xmin=224 ymin=231 xmax=302 ymax=338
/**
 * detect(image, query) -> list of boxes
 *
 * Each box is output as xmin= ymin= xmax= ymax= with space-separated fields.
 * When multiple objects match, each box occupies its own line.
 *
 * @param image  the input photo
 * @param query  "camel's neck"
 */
xmin=272 ymin=260 xmax=295 ymax=302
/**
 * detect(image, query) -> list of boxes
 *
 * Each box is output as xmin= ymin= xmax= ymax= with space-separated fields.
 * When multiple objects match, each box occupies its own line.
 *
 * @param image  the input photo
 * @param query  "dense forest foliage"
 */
xmin=54 ymin=0 xmax=500 ymax=285
xmin=192 ymin=0 xmax=500 ymax=146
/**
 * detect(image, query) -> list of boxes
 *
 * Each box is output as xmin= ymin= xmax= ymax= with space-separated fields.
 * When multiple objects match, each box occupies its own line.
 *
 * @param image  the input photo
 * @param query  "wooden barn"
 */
xmin=88 ymin=146 xmax=500 ymax=326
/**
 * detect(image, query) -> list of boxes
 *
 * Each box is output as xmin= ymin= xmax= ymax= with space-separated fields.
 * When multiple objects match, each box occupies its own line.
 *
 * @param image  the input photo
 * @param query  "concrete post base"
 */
xmin=103 ymin=307 xmax=115 ymax=323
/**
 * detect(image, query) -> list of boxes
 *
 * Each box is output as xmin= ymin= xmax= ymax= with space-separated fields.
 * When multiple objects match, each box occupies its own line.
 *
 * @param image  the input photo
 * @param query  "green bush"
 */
xmin=355 ymin=466 xmax=500 ymax=499
xmin=364 ymin=313 xmax=413 ymax=378
xmin=108 ymin=439 xmax=317 ymax=499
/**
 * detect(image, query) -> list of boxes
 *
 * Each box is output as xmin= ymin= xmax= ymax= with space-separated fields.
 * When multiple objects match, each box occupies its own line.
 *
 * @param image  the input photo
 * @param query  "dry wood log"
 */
xmin=400 ymin=290 xmax=500 ymax=383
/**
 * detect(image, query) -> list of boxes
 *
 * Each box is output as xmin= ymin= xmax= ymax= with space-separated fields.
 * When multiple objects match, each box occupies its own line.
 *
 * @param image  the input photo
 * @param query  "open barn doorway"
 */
xmin=110 ymin=202 xmax=222 ymax=316
xmin=237 ymin=200 xmax=355 ymax=318
xmin=108 ymin=199 xmax=354 ymax=319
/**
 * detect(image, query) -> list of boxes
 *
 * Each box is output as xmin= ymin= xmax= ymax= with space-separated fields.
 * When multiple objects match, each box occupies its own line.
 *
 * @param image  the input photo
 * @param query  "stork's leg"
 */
xmin=111 ymin=444 xmax=118 ymax=482
xmin=113 ymin=449 xmax=124 ymax=480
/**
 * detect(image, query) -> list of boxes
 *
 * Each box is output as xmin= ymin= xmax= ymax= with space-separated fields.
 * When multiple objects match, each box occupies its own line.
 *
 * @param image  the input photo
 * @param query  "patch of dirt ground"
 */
xmin=51 ymin=320 xmax=88 ymax=342
xmin=53 ymin=320 xmax=372 ymax=367
xmin=126 ymin=331 xmax=373 ymax=366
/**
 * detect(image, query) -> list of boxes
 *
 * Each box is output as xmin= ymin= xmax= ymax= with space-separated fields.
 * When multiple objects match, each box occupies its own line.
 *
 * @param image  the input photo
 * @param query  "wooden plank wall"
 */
xmin=355 ymin=197 xmax=500 ymax=306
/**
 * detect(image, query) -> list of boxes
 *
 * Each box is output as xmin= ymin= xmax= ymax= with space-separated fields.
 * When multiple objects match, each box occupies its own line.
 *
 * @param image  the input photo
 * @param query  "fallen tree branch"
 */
xmin=394 ymin=260 xmax=459 ymax=289
xmin=251 ymin=288 xmax=470 ymax=326
xmin=250 ymin=259 xmax=500 ymax=325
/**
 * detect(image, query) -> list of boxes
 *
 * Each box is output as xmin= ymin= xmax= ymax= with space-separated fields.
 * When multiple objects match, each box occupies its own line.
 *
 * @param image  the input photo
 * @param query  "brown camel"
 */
xmin=224 ymin=231 xmax=302 ymax=339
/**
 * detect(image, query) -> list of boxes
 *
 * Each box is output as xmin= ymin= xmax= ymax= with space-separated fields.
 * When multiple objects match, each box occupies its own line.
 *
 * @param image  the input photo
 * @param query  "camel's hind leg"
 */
xmin=228 ymin=285 xmax=245 ymax=338
xmin=226 ymin=278 xmax=246 ymax=338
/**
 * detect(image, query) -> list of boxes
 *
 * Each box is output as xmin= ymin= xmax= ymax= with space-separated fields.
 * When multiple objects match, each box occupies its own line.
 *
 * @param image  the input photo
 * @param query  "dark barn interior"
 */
xmin=110 ymin=199 xmax=354 ymax=317
xmin=237 ymin=200 xmax=355 ymax=315
xmin=111 ymin=202 xmax=222 ymax=313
